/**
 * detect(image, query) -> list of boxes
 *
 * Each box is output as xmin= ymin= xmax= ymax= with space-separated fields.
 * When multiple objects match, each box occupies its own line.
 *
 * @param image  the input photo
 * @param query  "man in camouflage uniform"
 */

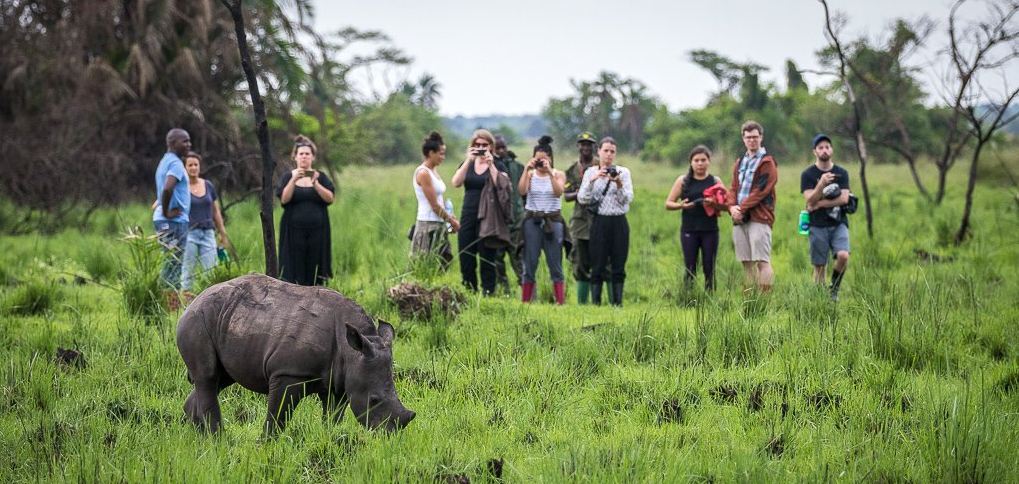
xmin=564 ymin=131 xmax=601 ymax=304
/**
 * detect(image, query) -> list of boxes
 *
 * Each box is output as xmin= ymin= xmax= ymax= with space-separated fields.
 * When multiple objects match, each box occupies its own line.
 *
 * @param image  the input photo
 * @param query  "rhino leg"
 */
xmin=264 ymin=375 xmax=310 ymax=436
xmin=184 ymin=380 xmax=223 ymax=433
xmin=178 ymin=314 xmax=232 ymax=433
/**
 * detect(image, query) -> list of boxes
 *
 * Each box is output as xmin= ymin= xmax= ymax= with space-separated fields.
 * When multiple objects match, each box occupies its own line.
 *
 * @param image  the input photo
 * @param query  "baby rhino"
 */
xmin=176 ymin=274 xmax=415 ymax=435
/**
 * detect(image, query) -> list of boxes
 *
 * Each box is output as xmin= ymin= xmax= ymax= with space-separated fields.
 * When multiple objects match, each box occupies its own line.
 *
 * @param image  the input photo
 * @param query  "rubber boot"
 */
xmin=590 ymin=282 xmax=603 ymax=305
xmin=553 ymin=281 xmax=566 ymax=305
xmin=521 ymin=282 xmax=535 ymax=303
xmin=577 ymin=281 xmax=590 ymax=305
xmin=610 ymin=282 xmax=624 ymax=307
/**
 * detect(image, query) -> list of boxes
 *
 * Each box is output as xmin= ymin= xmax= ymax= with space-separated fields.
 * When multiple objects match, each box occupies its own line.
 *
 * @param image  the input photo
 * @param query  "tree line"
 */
xmin=0 ymin=0 xmax=444 ymax=232
xmin=1 ymin=0 xmax=1016 ymax=246
xmin=542 ymin=0 xmax=1018 ymax=243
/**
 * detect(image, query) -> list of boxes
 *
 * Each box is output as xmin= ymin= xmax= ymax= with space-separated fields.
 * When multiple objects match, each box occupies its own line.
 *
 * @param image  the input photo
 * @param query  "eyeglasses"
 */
xmin=472 ymin=142 xmax=490 ymax=148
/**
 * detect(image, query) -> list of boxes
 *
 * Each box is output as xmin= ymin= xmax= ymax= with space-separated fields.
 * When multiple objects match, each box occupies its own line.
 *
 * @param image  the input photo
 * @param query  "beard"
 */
xmin=818 ymin=153 xmax=831 ymax=162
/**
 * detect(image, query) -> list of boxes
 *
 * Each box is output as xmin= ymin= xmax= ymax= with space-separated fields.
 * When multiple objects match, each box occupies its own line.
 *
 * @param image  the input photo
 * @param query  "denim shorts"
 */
xmin=809 ymin=224 xmax=850 ymax=266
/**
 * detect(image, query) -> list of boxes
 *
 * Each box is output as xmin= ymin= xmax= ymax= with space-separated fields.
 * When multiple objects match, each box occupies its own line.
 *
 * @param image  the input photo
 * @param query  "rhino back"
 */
xmin=209 ymin=275 xmax=374 ymax=388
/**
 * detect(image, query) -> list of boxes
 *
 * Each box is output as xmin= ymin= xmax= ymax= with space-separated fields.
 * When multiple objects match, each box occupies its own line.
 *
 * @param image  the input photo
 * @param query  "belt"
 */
xmin=525 ymin=210 xmax=564 ymax=234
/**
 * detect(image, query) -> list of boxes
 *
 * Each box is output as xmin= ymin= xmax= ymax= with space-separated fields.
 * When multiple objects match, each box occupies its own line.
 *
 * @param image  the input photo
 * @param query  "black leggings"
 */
xmin=590 ymin=214 xmax=629 ymax=285
xmin=457 ymin=210 xmax=498 ymax=294
xmin=680 ymin=230 xmax=719 ymax=290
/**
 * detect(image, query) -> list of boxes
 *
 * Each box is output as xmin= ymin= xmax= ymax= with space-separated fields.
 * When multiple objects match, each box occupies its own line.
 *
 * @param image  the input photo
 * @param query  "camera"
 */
xmin=605 ymin=166 xmax=619 ymax=178
xmin=472 ymin=148 xmax=487 ymax=157
xmin=536 ymin=159 xmax=546 ymax=169
xmin=822 ymin=183 xmax=841 ymax=199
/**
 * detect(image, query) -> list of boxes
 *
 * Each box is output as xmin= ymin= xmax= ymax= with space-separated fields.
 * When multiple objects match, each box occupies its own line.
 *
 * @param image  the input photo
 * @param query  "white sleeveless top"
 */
xmin=525 ymin=174 xmax=561 ymax=213
xmin=414 ymin=165 xmax=446 ymax=222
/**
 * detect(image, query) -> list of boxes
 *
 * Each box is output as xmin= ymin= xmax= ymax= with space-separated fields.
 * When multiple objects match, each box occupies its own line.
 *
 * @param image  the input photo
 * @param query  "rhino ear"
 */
xmin=377 ymin=320 xmax=395 ymax=344
xmin=345 ymin=323 xmax=374 ymax=357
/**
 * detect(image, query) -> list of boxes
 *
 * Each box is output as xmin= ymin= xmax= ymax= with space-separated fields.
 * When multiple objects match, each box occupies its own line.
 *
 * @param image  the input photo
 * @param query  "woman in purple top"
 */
xmin=181 ymin=152 xmax=232 ymax=291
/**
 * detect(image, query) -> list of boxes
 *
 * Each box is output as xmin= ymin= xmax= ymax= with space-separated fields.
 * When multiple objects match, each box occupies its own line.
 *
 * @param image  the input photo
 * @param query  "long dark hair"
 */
xmin=687 ymin=145 xmax=712 ymax=179
xmin=422 ymin=131 xmax=444 ymax=157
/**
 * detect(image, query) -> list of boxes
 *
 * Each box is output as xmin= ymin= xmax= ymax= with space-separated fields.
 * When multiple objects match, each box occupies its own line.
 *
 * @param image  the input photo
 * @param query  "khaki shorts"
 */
xmin=732 ymin=221 xmax=772 ymax=262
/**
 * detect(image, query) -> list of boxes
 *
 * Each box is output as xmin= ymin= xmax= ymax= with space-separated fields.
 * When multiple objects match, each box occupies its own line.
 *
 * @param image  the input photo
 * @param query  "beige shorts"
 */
xmin=732 ymin=221 xmax=772 ymax=262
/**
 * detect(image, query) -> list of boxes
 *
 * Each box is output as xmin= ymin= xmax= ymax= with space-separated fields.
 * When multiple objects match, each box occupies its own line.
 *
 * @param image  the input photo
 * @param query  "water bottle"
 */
xmin=798 ymin=210 xmax=810 ymax=236
xmin=444 ymin=199 xmax=455 ymax=233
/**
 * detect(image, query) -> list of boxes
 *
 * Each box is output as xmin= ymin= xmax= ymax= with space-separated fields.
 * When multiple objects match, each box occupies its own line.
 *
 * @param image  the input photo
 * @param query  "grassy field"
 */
xmin=2 ymin=153 xmax=1018 ymax=482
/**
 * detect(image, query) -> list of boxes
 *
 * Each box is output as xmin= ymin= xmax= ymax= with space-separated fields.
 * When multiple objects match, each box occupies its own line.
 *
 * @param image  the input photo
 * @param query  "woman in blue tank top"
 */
xmin=181 ymin=152 xmax=232 ymax=291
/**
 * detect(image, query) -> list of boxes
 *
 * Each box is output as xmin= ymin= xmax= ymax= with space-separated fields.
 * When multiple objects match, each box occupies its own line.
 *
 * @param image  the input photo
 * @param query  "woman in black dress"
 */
xmin=276 ymin=135 xmax=335 ymax=285
xmin=450 ymin=129 xmax=505 ymax=294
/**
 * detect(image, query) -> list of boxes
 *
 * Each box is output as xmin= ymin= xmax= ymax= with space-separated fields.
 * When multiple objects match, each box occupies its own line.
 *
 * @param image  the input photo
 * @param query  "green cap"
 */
xmin=576 ymin=131 xmax=596 ymax=143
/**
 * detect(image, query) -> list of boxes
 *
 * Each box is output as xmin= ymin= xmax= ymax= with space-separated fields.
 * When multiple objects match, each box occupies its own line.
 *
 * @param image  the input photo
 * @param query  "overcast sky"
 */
xmin=310 ymin=0 xmax=990 ymax=117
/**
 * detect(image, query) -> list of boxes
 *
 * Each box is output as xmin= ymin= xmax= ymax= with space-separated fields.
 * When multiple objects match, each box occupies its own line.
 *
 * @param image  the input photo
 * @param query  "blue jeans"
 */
xmin=154 ymin=220 xmax=189 ymax=290
xmin=182 ymin=228 xmax=217 ymax=290
xmin=522 ymin=217 xmax=565 ymax=284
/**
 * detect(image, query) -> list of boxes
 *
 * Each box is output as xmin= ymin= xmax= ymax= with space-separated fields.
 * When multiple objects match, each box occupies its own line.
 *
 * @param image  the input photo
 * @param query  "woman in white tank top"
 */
xmin=411 ymin=132 xmax=459 ymax=267
xmin=517 ymin=136 xmax=568 ymax=304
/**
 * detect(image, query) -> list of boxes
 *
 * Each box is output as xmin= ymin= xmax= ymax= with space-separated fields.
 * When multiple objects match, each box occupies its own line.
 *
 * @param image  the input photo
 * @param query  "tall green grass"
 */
xmin=1 ymin=157 xmax=1017 ymax=481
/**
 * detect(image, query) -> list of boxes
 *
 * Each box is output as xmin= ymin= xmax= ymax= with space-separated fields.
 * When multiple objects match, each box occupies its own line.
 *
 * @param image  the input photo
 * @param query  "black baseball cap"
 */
xmin=576 ymin=131 xmax=596 ymax=143
xmin=812 ymin=133 xmax=832 ymax=148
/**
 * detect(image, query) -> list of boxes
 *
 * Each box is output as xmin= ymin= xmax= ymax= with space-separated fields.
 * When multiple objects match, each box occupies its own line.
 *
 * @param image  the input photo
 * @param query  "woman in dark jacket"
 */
xmin=276 ymin=135 xmax=335 ymax=285
xmin=451 ymin=128 xmax=510 ymax=295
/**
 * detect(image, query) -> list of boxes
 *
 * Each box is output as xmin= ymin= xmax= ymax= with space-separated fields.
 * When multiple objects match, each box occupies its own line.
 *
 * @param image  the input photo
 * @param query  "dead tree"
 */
xmin=820 ymin=0 xmax=874 ymax=237
xmin=947 ymin=0 xmax=1019 ymax=243
xmin=222 ymin=0 xmax=278 ymax=277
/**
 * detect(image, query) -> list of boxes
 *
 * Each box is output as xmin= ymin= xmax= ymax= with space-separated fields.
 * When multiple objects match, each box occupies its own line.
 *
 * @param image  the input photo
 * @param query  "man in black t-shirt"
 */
xmin=800 ymin=134 xmax=850 ymax=300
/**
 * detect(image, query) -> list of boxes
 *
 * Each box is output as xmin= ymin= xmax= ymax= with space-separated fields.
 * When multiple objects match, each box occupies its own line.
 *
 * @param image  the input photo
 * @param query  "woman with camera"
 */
xmin=451 ymin=129 xmax=511 ymax=295
xmin=411 ymin=131 xmax=459 ymax=267
xmin=665 ymin=145 xmax=725 ymax=291
xmin=180 ymin=151 xmax=233 ymax=291
xmin=276 ymin=135 xmax=336 ymax=286
xmin=578 ymin=137 xmax=633 ymax=306
xmin=518 ymin=136 xmax=567 ymax=304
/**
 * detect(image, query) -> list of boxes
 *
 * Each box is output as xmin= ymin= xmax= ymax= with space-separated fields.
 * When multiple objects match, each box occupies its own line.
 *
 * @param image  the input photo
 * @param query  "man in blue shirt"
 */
xmin=153 ymin=128 xmax=192 ymax=292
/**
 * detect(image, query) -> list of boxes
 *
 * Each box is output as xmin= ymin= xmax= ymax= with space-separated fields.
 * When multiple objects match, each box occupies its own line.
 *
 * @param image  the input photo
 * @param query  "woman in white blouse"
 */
xmin=577 ymin=137 xmax=633 ymax=306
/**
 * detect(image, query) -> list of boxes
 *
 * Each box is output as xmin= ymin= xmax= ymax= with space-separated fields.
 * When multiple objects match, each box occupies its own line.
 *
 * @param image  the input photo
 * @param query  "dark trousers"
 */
xmin=680 ymin=230 xmax=719 ymax=290
xmin=458 ymin=211 xmax=498 ymax=294
xmin=495 ymin=226 xmax=523 ymax=290
xmin=589 ymin=215 xmax=629 ymax=285
xmin=281 ymin=225 xmax=328 ymax=286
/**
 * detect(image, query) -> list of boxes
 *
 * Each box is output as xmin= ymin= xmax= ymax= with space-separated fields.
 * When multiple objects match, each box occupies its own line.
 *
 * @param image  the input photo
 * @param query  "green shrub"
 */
xmin=119 ymin=228 xmax=164 ymax=319
xmin=2 ymin=279 xmax=59 ymax=316
xmin=80 ymin=243 xmax=119 ymax=281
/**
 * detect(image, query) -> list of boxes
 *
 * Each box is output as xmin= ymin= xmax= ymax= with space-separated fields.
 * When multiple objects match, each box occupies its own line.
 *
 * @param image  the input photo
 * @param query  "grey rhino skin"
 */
xmin=176 ymin=274 xmax=415 ymax=435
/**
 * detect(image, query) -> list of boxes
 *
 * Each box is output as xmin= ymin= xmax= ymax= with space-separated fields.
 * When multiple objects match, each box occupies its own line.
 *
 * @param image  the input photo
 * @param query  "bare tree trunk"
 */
xmin=821 ymin=0 xmax=874 ymax=237
xmin=223 ymin=0 xmax=278 ymax=277
xmin=955 ymin=143 xmax=983 ymax=243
